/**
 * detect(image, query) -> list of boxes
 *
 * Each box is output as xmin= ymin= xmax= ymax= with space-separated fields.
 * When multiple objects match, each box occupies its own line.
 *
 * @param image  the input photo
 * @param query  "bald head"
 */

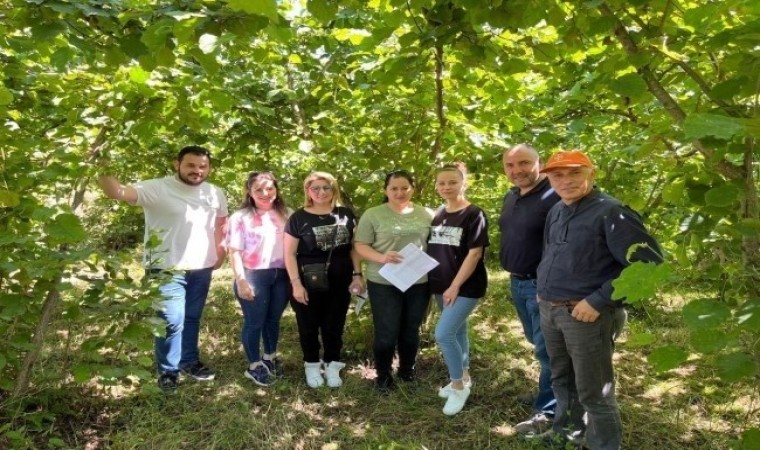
xmin=502 ymin=144 xmax=543 ymax=194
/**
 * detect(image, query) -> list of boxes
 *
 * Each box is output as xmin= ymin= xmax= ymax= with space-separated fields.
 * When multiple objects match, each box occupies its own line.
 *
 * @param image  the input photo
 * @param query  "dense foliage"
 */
xmin=0 ymin=0 xmax=758 ymax=446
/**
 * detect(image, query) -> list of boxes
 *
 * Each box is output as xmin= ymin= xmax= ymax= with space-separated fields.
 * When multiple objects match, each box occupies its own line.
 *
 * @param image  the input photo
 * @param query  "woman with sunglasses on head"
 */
xmin=354 ymin=170 xmax=434 ymax=392
xmin=426 ymin=163 xmax=489 ymax=416
xmin=284 ymin=172 xmax=364 ymax=389
xmin=226 ymin=171 xmax=292 ymax=387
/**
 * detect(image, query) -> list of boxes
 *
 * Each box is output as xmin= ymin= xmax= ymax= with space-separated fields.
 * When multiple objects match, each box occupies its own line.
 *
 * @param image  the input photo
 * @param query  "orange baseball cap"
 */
xmin=540 ymin=150 xmax=594 ymax=173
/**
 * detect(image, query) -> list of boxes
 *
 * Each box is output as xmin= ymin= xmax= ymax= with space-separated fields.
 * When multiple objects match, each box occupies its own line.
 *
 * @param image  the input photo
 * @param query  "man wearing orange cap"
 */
xmin=536 ymin=150 xmax=662 ymax=450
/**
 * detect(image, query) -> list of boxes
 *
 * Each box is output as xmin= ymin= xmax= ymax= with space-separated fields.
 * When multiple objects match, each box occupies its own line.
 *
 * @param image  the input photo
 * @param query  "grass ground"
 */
xmin=4 ymin=268 xmax=758 ymax=449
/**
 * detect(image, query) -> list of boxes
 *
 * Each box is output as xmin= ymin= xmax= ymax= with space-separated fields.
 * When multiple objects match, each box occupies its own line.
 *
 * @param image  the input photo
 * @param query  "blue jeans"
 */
xmin=367 ymin=281 xmax=430 ymax=375
xmin=511 ymin=277 xmax=556 ymax=415
xmin=233 ymin=268 xmax=290 ymax=363
xmin=434 ymin=295 xmax=478 ymax=381
xmin=153 ymin=267 xmax=213 ymax=374
xmin=540 ymin=300 xmax=622 ymax=450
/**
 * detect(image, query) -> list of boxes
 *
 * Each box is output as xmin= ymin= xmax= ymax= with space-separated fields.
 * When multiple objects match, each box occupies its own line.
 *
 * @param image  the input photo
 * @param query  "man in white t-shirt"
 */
xmin=98 ymin=146 xmax=228 ymax=393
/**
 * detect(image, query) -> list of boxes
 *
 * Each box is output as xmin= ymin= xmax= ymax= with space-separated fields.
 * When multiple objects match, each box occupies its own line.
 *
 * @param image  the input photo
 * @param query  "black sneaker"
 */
xmin=158 ymin=372 xmax=179 ymax=394
xmin=180 ymin=361 xmax=215 ymax=381
xmin=262 ymin=358 xmax=283 ymax=378
xmin=375 ymin=372 xmax=395 ymax=393
xmin=245 ymin=364 xmax=273 ymax=386
xmin=397 ymin=368 xmax=415 ymax=382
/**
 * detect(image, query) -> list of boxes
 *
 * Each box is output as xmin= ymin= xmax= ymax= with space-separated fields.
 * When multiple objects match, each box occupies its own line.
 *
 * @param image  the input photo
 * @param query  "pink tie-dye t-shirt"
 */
xmin=225 ymin=209 xmax=287 ymax=270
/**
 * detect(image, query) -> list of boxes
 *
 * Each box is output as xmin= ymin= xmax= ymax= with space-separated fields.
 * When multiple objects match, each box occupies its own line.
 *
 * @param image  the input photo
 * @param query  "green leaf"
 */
xmin=308 ymin=0 xmax=339 ymax=23
xmin=72 ymin=365 xmax=91 ymax=383
xmin=661 ymin=179 xmax=684 ymax=204
xmin=228 ymin=0 xmax=278 ymax=20
xmin=683 ymin=113 xmax=746 ymax=140
xmin=736 ymin=299 xmax=760 ymax=332
xmin=648 ymin=345 xmax=689 ymax=372
xmin=715 ymin=352 xmax=758 ymax=382
xmin=0 ymin=86 xmax=14 ymax=105
xmin=609 ymin=73 xmax=648 ymax=100
xmin=704 ymin=184 xmax=742 ymax=207
xmin=682 ymin=298 xmax=731 ymax=329
xmin=740 ymin=428 xmax=760 ymax=450
xmin=45 ymin=213 xmax=87 ymax=245
xmin=0 ymin=353 xmax=6 ymax=372
xmin=0 ymin=189 xmax=20 ymax=207
xmin=612 ymin=261 xmax=671 ymax=304
xmin=625 ymin=332 xmax=656 ymax=348
xmin=688 ymin=328 xmax=726 ymax=354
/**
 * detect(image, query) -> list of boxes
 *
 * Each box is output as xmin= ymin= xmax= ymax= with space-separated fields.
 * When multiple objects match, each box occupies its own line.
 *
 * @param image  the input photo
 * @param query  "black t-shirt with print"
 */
xmin=284 ymin=206 xmax=356 ymax=265
xmin=426 ymin=204 xmax=489 ymax=298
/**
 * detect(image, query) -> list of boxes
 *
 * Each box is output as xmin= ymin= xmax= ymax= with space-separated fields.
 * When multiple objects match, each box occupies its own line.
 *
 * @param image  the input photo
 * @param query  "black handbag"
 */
xmin=301 ymin=224 xmax=339 ymax=292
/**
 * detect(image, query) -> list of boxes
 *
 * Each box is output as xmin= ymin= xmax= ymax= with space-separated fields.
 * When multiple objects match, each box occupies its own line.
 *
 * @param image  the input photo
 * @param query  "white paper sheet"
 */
xmin=378 ymin=243 xmax=439 ymax=292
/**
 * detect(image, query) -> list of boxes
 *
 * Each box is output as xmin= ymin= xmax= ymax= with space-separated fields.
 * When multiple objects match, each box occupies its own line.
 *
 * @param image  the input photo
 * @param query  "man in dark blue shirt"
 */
xmin=537 ymin=150 xmax=662 ymax=450
xmin=499 ymin=144 xmax=560 ymax=435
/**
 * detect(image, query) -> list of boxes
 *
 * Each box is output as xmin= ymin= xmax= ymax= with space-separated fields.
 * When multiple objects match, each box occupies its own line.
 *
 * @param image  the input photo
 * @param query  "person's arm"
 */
xmin=348 ymin=247 xmax=366 ymax=294
xmin=213 ymin=215 xmax=228 ymax=269
xmin=284 ymin=234 xmax=308 ymax=304
xmin=229 ymin=248 xmax=254 ymax=300
xmin=441 ymin=246 xmax=484 ymax=305
xmin=354 ymin=242 xmax=403 ymax=264
xmin=98 ymin=174 xmax=138 ymax=204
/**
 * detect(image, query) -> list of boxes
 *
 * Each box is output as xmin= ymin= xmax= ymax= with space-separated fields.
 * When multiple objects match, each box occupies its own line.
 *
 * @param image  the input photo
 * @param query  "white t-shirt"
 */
xmin=133 ymin=176 xmax=228 ymax=270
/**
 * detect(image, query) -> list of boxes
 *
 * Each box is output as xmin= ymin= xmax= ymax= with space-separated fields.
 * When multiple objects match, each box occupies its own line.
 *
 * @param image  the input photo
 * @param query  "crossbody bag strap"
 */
xmin=324 ymin=219 xmax=340 ymax=269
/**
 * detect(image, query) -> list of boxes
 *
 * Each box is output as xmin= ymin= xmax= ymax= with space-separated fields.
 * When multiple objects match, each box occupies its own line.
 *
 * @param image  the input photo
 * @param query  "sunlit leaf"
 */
xmin=704 ymin=184 xmax=742 ymax=207
xmin=648 ymin=345 xmax=688 ymax=372
xmin=736 ymin=299 xmax=760 ymax=332
xmin=683 ymin=113 xmax=746 ymax=140
xmin=0 ymin=87 xmax=13 ymax=105
xmin=308 ymin=0 xmax=339 ymax=23
xmin=228 ymin=0 xmax=278 ymax=20
xmin=625 ymin=332 xmax=656 ymax=348
xmin=0 ymin=189 xmax=20 ymax=207
xmin=612 ymin=261 xmax=671 ymax=304
xmin=740 ymin=428 xmax=760 ymax=450
xmin=689 ymin=329 xmax=726 ymax=353
xmin=45 ymin=213 xmax=87 ymax=245
xmin=682 ymin=298 xmax=731 ymax=329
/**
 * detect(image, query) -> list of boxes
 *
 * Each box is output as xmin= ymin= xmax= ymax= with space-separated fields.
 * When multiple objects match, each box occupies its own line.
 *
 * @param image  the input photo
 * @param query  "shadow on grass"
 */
xmin=2 ymin=271 xmax=755 ymax=449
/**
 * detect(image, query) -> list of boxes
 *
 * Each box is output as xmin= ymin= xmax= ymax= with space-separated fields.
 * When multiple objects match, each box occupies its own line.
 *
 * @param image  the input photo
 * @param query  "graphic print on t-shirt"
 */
xmin=429 ymin=224 xmax=463 ymax=247
xmin=313 ymin=222 xmax=350 ymax=251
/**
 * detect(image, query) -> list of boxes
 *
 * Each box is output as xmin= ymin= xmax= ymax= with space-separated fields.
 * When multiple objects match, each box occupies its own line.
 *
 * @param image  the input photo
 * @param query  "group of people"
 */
xmin=98 ymin=143 xmax=661 ymax=449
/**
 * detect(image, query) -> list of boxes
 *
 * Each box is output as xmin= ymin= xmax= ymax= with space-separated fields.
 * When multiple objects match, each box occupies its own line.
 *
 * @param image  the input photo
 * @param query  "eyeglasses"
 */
xmin=309 ymin=185 xmax=333 ymax=193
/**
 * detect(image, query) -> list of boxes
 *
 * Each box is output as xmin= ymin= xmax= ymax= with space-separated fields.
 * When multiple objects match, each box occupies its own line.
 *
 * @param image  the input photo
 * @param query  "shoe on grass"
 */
xmin=324 ymin=361 xmax=346 ymax=388
xmin=375 ymin=372 xmax=395 ymax=393
xmin=514 ymin=413 xmax=553 ymax=435
xmin=180 ymin=361 xmax=215 ymax=381
xmin=304 ymin=362 xmax=324 ymax=388
xmin=158 ymin=372 xmax=179 ymax=394
xmin=245 ymin=363 xmax=273 ymax=386
xmin=262 ymin=357 xmax=283 ymax=378
xmin=438 ymin=378 xmax=473 ymax=398
xmin=442 ymin=386 xmax=470 ymax=416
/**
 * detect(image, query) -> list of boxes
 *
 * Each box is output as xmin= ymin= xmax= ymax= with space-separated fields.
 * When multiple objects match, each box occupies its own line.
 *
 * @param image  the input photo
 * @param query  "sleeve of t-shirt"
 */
xmin=216 ymin=186 xmax=229 ymax=218
xmin=354 ymin=207 xmax=376 ymax=244
xmin=133 ymin=179 xmax=161 ymax=207
xmin=225 ymin=211 xmax=245 ymax=250
xmin=284 ymin=210 xmax=300 ymax=238
xmin=466 ymin=207 xmax=489 ymax=249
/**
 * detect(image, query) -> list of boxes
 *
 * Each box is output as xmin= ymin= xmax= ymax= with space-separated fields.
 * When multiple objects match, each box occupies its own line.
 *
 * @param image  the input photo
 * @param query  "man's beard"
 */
xmin=177 ymin=170 xmax=206 ymax=186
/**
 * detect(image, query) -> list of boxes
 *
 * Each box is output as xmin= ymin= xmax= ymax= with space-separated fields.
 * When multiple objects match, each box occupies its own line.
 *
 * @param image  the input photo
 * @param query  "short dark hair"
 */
xmin=382 ymin=170 xmax=415 ymax=203
xmin=177 ymin=145 xmax=211 ymax=162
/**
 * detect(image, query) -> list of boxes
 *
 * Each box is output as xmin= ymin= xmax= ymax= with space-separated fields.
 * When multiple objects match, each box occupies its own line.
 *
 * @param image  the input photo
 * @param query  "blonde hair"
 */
xmin=302 ymin=171 xmax=343 ymax=208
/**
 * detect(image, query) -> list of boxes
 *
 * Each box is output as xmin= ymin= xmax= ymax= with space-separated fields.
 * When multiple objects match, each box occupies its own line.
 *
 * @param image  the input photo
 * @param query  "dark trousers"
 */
xmin=367 ymin=281 xmax=430 ymax=375
xmin=290 ymin=261 xmax=351 ymax=363
xmin=540 ymin=300 xmax=622 ymax=450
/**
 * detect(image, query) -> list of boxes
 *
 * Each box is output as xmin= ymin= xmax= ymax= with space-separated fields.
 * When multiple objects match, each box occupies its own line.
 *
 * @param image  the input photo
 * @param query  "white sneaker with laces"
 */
xmin=442 ymin=386 xmax=471 ymax=416
xmin=324 ymin=361 xmax=346 ymax=388
xmin=438 ymin=378 xmax=472 ymax=398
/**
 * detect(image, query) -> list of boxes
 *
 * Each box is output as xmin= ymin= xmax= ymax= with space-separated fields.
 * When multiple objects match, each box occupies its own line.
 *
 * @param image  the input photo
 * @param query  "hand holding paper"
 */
xmin=378 ymin=243 xmax=439 ymax=292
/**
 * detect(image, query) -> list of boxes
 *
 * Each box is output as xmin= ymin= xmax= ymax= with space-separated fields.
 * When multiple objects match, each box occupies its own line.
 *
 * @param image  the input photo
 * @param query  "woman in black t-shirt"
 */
xmin=426 ymin=164 xmax=489 ymax=416
xmin=284 ymin=171 xmax=364 ymax=389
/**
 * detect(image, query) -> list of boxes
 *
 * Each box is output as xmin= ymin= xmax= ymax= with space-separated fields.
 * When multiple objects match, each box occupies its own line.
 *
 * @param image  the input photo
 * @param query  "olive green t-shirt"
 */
xmin=355 ymin=203 xmax=434 ymax=285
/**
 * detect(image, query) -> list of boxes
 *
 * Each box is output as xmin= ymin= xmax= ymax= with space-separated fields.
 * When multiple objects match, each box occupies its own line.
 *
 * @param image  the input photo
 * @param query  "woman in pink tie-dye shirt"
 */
xmin=226 ymin=171 xmax=291 ymax=386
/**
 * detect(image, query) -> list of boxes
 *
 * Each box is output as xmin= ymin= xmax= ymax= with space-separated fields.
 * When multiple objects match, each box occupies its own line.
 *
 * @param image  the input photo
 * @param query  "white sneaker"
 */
xmin=438 ymin=378 xmax=472 ymax=398
xmin=304 ymin=362 xmax=324 ymax=388
xmin=442 ymin=386 xmax=471 ymax=416
xmin=514 ymin=413 xmax=553 ymax=435
xmin=324 ymin=361 xmax=346 ymax=388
